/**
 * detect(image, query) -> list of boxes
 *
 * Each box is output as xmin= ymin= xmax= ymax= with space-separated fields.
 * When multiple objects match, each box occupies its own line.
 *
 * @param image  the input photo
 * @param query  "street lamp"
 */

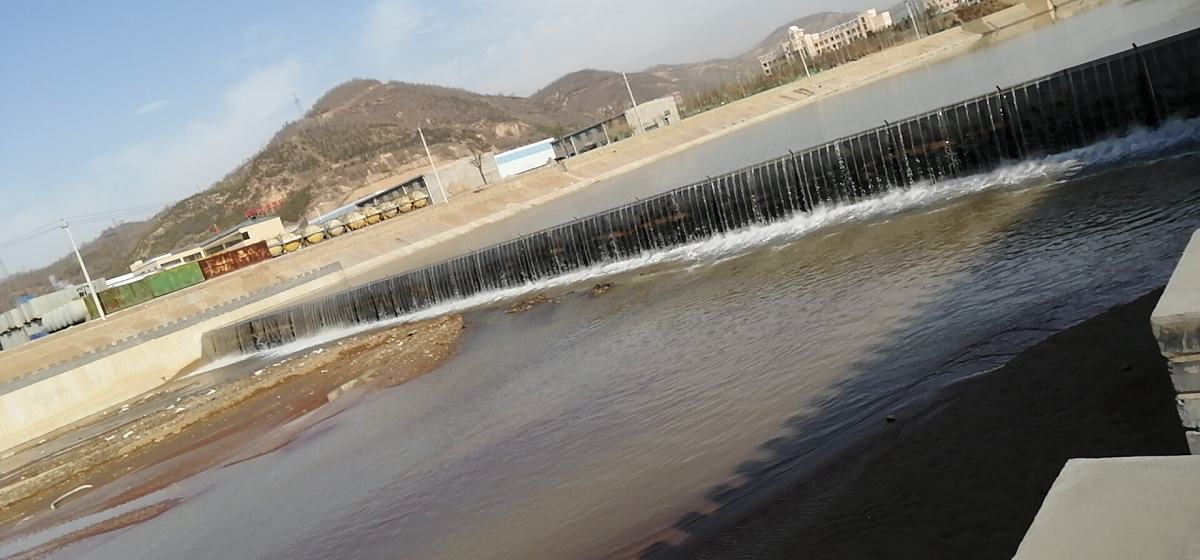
xmin=61 ymin=220 xmax=105 ymax=320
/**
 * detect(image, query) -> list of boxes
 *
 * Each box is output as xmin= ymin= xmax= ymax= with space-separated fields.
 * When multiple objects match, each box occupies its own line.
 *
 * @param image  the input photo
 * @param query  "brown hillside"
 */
xmin=530 ymin=70 xmax=683 ymax=120
xmin=131 ymin=81 xmax=595 ymax=260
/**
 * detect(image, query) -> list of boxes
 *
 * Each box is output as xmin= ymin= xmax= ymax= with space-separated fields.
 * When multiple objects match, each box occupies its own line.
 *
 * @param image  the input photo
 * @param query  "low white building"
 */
xmin=494 ymin=139 xmax=558 ymax=179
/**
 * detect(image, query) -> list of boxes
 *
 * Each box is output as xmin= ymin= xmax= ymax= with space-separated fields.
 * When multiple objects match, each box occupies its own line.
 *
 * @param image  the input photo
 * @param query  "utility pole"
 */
xmin=797 ymin=45 xmax=812 ymax=78
xmin=623 ymin=72 xmax=646 ymax=135
xmin=0 ymin=257 xmax=9 ymax=279
xmin=906 ymin=1 xmax=924 ymax=40
xmin=293 ymin=94 xmax=304 ymax=119
xmin=417 ymin=127 xmax=449 ymax=204
xmin=61 ymin=220 xmax=105 ymax=321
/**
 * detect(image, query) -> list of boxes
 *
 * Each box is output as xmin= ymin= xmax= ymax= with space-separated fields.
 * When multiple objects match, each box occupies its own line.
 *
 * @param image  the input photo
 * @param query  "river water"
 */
xmin=5 ymin=2 xmax=1200 ymax=559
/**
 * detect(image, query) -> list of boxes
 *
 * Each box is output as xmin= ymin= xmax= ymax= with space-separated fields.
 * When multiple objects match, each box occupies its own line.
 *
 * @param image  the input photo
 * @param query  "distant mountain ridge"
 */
xmin=1 ymin=8 xmax=869 ymax=301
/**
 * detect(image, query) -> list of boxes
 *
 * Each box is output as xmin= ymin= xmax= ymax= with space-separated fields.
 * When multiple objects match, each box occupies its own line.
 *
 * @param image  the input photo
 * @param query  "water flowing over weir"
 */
xmin=203 ymin=30 xmax=1200 ymax=359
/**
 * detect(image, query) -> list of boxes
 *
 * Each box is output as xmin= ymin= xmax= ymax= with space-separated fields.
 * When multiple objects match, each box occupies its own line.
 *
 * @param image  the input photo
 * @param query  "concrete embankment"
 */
xmin=0 ymin=267 xmax=348 ymax=454
xmin=1152 ymin=229 xmax=1200 ymax=454
xmin=0 ymin=0 xmax=1114 ymax=454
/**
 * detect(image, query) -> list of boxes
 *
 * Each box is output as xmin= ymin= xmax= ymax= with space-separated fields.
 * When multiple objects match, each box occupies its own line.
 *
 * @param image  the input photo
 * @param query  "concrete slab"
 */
xmin=1152 ymin=230 xmax=1200 ymax=357
xmin=1014 ymin=456 xmax=1200 ymax=560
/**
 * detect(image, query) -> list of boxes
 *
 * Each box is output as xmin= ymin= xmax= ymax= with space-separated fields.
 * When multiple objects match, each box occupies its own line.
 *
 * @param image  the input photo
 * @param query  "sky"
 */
xmin=0 ymin=0 xmax=876 ymax=274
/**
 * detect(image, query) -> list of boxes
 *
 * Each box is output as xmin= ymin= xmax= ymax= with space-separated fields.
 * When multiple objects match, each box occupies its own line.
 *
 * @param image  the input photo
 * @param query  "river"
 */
xmin=4 ymin=1 xmax=1200 ymax=558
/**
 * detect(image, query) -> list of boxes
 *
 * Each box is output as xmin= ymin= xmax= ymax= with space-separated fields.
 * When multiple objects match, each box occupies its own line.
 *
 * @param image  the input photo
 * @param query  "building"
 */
xmin=554 ymin=94 xmax=682 ymax=158
xmin=626 ymin=94 xmax=681 ymax=134
xmin=759 ymin=9 xmax=893 ymax=75
xmin=495 ymin=139 xmax=558 ymax=179
xmin=128 ymin=216 xmax=285 ymax=275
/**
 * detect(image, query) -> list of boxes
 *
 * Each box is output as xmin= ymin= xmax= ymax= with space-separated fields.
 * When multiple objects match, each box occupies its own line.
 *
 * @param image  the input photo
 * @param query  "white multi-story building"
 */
xmin=758 ymin=9 xmax=893 ymax=75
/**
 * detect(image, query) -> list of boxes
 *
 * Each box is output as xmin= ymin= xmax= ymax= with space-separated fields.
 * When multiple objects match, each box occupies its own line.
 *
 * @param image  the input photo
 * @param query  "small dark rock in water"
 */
xmin=1120 ymin=364 xmax=1133 ymax=372
xmin=885 ymin=415 xmax=897 ymax=424
xmin=591 ymin=283 xmax=613 ymax=297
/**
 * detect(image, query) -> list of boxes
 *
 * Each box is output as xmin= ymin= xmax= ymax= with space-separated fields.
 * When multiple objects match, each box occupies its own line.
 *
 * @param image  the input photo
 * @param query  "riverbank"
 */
xmin=0 ymin=315 xmax=464 ymax=535
xmin=690 ymin=288 xmax=1188 ymax=559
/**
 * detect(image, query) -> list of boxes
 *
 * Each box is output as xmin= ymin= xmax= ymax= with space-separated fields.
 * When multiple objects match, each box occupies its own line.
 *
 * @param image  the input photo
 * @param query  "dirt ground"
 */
xmin=0 ymin=314 xmax=464 ymax=538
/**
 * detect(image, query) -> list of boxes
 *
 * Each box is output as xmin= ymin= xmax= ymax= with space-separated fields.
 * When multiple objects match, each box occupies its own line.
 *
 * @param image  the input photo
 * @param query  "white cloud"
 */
xmin=135 ymin=99 xmax=173 ymax=115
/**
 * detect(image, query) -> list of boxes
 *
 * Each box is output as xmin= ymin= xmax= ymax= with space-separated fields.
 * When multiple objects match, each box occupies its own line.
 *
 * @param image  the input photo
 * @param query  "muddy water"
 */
xmin=9 ymin=131 xmax=1200 ymax=558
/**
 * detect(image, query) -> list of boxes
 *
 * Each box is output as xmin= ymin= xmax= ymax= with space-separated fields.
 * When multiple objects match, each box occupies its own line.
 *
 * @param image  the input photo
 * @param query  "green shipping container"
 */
xmin=97 ymin=280 xmax=154 ymax=314
xmin=144 ymin=263 xmax=205 ymax=298
xmin=83 ymin=295 xmax=99 ymax=320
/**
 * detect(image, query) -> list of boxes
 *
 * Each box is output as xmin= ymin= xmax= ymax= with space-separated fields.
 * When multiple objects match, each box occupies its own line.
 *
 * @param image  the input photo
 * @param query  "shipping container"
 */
xmin=199 ymin=241 xmax=271 ymax=280
xmin=97 ymin=279 xmax=154 ymax=314
xmin=144 ymin=262 xmax=205 ymax=298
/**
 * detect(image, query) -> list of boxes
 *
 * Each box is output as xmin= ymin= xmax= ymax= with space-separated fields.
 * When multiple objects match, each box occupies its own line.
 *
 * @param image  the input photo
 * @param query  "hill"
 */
xmin=130 ymin=80 xmax=598 ymax=260
xmin=3 ymin=8 xmax=872 ymax=301
xmin=530 ymin=70 xmax=684 ymax=120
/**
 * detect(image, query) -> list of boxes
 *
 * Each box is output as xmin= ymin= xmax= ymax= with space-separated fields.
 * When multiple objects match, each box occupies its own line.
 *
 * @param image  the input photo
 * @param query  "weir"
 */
xmin=203 ymin=29 xmax=1200 ymax=359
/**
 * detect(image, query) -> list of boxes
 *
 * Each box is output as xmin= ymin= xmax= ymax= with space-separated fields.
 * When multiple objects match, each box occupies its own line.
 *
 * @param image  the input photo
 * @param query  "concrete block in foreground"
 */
xmin=1153 ymin=229 xmax=1200 ymax=452
xmin=1014 ymin=457 xmax=1200 ymax=560
xmin=1152 ymin=230 xmax=1200 ymax=357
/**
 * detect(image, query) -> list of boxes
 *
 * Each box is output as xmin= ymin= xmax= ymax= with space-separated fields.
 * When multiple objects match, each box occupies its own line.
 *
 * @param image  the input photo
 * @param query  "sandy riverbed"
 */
xmin=0 ymin=315 xmax=464 ymax=536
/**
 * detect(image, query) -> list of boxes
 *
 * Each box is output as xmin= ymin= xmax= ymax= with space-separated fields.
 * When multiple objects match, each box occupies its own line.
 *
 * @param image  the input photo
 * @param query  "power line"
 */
xmin=0 ymin=201 xmax=172 ymax=254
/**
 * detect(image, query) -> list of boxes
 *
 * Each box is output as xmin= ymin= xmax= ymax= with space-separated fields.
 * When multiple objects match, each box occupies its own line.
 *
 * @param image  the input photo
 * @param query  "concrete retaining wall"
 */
xmin=1151 ymin=229 xmax=1200 ymax=454
xmin=0 ymin=266 xmax=348 ymax=453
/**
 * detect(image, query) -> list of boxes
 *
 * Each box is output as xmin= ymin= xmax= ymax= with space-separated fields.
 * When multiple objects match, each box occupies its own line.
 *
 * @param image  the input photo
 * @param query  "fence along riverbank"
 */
xmin=203 ymin=28 xmax=1200 ymax=359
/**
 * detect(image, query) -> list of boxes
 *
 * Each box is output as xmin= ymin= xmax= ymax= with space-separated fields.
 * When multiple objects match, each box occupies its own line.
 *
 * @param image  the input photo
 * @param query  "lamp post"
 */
xmin=61 ymin=220 xmax=105 ymax=320
xmin=623 ymin=72 xmax=646 ymax=135
xmin=417 ymin=127 xmax=449 ymax=204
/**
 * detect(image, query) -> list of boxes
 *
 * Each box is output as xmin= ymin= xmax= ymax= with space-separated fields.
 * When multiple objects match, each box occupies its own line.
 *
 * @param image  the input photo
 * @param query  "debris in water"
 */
xmin=590 ymin=283 xmax=613 ymax=297
xmin=123 ymin=431 xmax=134 ymax=439
xmin=507 ymin=294 xmax=554 ymax=314
xmin=50 ymin=484 xmax=94 ymax=510
xmin=885 ymin=415 xmax=897 ymax=424
xmin=254 ymin=370 xmax=263 ymax=376
xmin=206 ymin=389 xmax=217 ymax=396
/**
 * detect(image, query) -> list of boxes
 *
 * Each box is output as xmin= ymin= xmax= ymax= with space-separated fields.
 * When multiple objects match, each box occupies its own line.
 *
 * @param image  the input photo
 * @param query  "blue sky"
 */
xmin=0 ymin=0 xmax=871 ymax=274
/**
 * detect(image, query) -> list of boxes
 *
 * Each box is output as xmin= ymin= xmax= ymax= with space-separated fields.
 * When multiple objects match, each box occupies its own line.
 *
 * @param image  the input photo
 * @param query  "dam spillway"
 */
xmin=202 ymin=29 xmax=1200 ymax=360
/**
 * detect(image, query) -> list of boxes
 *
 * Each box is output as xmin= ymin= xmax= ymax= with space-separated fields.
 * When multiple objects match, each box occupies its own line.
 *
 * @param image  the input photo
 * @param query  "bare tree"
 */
xmin=469 ymin=151 xmax=489 ymax=185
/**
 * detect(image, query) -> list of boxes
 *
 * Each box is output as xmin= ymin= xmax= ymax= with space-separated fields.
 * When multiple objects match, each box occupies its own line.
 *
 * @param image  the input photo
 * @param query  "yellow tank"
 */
xmin=412 ymin=191 xmax=430 ymax=209
xmin=303 ymin=225 xmax=325 ymax=245
xmin=345 ymin=211 xmax=367 ymax=230
xmin=267 ymin=240 xmax=284 ymax=257
xmin=381 ymin=201 xmax=400 ymax=219
xmin=325 ymin=219 xmax=346 ymax=237
xmin=363 ymin=205 xmax=383 ymax=225
xmin=281 ymin=232 xmax=302 ymax=253
xmin=398 ymin=194 xmax=414 ymax=213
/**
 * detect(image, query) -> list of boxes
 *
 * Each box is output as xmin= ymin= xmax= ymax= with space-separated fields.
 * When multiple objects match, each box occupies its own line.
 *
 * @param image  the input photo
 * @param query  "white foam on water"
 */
xmin=198 ymin=118 xmax=1200 ymax=371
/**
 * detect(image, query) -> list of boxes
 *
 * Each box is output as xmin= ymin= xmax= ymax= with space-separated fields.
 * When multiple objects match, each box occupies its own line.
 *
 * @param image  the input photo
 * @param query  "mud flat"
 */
xmin=683 ymin=288 xmax=1188 ymax=559
xmin=0 ymin=315 xmax=463 ymax=535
